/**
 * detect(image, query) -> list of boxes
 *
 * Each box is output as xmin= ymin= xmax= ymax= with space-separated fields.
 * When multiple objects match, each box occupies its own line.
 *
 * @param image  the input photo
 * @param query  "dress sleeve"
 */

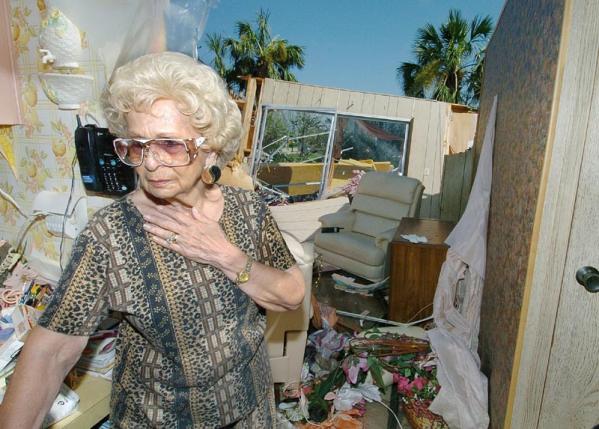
xmin=37 ymin=223 xmax=111 ymax=337
xmin=256 ymin=202 xmax=297 ymax=271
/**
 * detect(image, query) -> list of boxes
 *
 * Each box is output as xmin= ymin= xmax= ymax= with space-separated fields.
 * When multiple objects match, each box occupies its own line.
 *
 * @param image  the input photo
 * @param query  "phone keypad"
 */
xmin=101 ymin=156 xmax=132 ymax=194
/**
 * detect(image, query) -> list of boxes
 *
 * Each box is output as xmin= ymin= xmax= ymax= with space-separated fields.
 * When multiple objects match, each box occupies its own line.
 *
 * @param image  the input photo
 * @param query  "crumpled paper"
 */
xmin=400 ymin=234 xmax=428 ymax=243
xmin=332 ymin=382 xmax=381 ymax=411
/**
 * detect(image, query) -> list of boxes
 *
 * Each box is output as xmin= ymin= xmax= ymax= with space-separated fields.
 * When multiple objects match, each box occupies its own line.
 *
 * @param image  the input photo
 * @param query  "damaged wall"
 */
xmin=474 ymin=0 xmax=567 ymax=427
xmin=255 ymin=79 xmax=475 ymax=220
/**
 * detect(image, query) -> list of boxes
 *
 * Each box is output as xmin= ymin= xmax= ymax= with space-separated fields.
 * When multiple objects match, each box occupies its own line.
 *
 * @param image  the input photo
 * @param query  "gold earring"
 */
xmin=201 ymin=165 xmax=221 ymax=185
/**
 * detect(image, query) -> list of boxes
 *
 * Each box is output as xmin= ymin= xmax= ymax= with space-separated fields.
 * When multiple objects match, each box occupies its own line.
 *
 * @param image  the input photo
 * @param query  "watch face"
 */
xmin=238 ymin=272 xmax=250 ymax=283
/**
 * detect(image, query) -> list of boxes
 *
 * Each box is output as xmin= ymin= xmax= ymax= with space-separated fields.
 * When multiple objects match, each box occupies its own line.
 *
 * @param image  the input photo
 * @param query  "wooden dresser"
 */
xmin=388 ymin=218 xmax=455 ymax=323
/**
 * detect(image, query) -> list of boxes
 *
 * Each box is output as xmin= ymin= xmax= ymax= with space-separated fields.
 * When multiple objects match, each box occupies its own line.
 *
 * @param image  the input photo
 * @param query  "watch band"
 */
xmin=235 ymin=255 xmax=253 ymax=285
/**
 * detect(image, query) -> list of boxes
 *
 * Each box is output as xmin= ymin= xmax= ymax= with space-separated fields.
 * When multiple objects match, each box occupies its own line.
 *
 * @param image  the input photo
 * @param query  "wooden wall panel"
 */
xmin=373 ymin=94 xmax=390 ymax=117
xmin=510 ymin=0 xmax=599 ymax=427
xmin=474 ymin=0 xmax=567 ymax=427
xmin=397 ymin=97 xmax=416 ymax=118
xmin=345 ymin=92 xmax=364 ymax=114
xmin=449 ymin=110 xmax=478 ymax=153
xmin=271 ymin=81 xmax=291 ymax=104
xmin=422 ymin=103 xmax=445 ymax=218
xmin=386 ymin=96 xmax=399 ymax=118
xmin=310 ymin=86 xmax=324 ymax=106
xmin=360 ymin=92 xmax=376 ymax=114
xmin=336 ymin=90 xmax=351 ymax=112
xmin=296 ymin=85 xmax=315 ymax=107
xmin=260 ymin=79 xmax=276 ymax=103
xmin=286 ymin=83 xmax=301 ymax=107
xmin=439 ymin=149 xmax=473 ymax=222
xmin=406 ymin=101 xmax=432 ymax=216
xmin=320 ymin=88 xmax=339 ymax=109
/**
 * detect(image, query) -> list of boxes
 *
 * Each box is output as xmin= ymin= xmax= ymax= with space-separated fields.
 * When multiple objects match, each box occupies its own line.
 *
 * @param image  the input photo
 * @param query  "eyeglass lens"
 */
xmin=114 ymin=139 xmax=191 ymax=167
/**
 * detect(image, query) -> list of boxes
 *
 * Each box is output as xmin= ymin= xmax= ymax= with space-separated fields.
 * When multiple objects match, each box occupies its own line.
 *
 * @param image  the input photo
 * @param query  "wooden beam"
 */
xmin=237 ymin=77 xmax=257 ymax=159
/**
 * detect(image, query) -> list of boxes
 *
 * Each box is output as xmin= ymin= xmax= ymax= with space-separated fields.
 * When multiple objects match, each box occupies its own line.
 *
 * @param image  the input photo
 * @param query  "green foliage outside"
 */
xmin=205 ymin=9 xmax=305 ymax=94
xmin=262 ymin=110 xmax=331 ymax=163
xmin=398 ymin=9 xmax=494 ymax=107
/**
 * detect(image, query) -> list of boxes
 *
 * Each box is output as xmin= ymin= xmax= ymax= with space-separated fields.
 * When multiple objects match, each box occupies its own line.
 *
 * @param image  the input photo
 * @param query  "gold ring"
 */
xmin=166 ymin=233 xmax=178 ymax=245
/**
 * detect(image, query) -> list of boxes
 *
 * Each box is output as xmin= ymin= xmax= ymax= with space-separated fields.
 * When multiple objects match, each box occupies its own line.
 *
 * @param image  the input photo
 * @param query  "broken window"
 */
xmin=251 ymin=106 xmax=410 ymax=203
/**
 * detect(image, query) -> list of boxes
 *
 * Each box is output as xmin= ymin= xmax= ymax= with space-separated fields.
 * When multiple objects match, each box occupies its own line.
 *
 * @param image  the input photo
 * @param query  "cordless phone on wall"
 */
xmin=74 ymin=117 xmax=136 ymax=195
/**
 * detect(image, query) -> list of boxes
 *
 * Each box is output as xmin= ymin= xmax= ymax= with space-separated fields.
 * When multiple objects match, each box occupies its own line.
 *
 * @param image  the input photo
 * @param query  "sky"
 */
xmin=197 ymin=0 xmax=506 ymax=96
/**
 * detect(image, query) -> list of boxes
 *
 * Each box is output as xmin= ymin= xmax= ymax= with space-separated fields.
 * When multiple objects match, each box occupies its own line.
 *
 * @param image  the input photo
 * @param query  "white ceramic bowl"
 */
xmin=39 ymin=8 xmax=83 ymax=70
xmin=39 ymin=73 xmax=93 ymax=110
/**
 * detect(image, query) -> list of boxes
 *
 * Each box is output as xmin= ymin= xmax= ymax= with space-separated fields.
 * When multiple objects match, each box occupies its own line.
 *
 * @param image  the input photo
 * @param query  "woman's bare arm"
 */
xmin=0 ymin=326 xmax=88 ymax=429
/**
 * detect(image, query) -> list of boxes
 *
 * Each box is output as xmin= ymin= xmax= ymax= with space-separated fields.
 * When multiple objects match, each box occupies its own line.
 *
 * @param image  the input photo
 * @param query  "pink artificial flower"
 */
xmin=393 ymin=374 xmax=412 ymax=395
xmin=341 ymin=170 xmax=366 ymax=196
xmin=324 ymin=391 xmax=337 ymax=401
xmin=410 ymin=376 xmax=427 ymax=391
xmin=357 ymin=357 xmax=369 ymax=371
xmin=347 ymin=365 xmax=360 ymax=385
xmin=342 ymin=357 xmax=369 ymax=385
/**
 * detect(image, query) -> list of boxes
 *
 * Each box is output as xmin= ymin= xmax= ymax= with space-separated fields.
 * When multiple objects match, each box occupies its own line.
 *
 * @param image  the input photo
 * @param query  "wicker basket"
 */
xmin=401 ymin=398 xmax=448 ymax=429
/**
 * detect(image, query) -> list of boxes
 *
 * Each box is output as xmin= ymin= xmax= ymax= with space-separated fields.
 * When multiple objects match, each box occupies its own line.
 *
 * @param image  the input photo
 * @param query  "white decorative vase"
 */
xmin=39 ymin=8 xmax=83 ymax=70
xmin=39 ymin=73 xmax=93 ymax=110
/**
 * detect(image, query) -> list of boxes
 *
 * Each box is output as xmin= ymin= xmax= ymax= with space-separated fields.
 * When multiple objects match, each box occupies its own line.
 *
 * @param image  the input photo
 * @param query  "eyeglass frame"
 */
xmin=112 ymin=136 xmax=208 ymax=167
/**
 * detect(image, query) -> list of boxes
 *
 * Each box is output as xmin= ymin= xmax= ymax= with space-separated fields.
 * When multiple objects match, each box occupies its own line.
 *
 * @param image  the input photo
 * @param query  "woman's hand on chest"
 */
xmin=140 ymin=193 xmax=241 ymax=270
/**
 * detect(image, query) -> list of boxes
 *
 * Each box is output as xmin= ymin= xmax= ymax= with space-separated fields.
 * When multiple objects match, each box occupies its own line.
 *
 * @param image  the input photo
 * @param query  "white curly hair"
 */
xmin=101 ymin=51 xmax=242 ymax=167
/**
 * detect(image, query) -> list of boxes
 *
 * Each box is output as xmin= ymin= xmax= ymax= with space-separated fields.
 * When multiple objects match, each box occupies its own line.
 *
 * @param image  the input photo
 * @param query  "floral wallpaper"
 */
xmin=475 ymin=0 xmax=567 ymax=428
xmin=0 ymin=0 xmax=109 ymax=267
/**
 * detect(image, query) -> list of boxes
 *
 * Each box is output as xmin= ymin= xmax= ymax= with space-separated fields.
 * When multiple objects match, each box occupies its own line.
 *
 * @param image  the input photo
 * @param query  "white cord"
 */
xmin=14 ymin=213 xmax=47 ymax=254
xmin=59 ymin=153 xmax=78 ymax=272
xmin=407 ymin=302 xmax=433 ymax=323
xmin=407 ymin=315 xmax=434 ymax=326
xmin=374 ymin=398 xmax=404 ymax=429
xmin=0 ymin=187 xmax=27 ymax=218
xmin=84 ymin=112 xmax=100 ymax=125
xmin=335 ymin=310 xmax=433 ymax=327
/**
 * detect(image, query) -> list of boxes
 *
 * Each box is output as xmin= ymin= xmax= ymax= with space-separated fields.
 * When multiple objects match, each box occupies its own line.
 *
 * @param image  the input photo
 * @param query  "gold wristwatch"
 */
xmin=235 ymin=255 xmax=253 ymax=285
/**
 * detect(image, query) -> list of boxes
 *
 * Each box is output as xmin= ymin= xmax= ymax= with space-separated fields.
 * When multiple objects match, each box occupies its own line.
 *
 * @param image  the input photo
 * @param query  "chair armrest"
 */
xmin=374 ymin=227 xmax=398 ymax=249
xmin=318 ymin=208 xmax=354 ymax=229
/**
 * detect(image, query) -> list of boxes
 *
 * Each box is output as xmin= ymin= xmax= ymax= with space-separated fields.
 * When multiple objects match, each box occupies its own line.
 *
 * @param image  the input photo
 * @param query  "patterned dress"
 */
xmin=38 ymin=186 xmax=296 ymax=428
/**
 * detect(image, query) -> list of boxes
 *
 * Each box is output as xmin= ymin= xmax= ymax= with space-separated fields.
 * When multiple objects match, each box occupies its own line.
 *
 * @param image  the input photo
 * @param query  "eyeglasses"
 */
xmin=113 ymin=137 xmax=207 ymax=167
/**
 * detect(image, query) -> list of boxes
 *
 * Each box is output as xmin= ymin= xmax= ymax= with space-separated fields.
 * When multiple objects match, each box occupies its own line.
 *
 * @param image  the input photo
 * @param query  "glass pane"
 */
xmin=254 ymin=108 xmax=334 ymax=203
xmin=328 ymin=115 xmax=410 ymax=192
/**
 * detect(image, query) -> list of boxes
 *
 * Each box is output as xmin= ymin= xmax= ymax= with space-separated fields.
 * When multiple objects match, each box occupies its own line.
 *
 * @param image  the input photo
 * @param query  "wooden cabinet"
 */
xmin=388 ymin=218 xmax=454 ymax=323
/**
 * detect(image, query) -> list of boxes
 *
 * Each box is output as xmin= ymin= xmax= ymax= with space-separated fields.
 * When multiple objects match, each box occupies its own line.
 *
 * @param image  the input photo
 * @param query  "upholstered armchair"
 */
xmin=314 ymin=172 xmax=424 ymax=282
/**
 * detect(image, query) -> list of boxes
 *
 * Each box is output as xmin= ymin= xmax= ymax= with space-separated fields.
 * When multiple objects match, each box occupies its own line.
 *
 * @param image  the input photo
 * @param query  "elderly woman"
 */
xmin=0 ymin=52 xmax=304 ymax=428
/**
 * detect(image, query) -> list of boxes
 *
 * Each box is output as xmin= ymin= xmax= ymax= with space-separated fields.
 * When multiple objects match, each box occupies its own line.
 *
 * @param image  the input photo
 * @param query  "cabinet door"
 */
xmin=0 ymin=0 xmax=22 ymax=125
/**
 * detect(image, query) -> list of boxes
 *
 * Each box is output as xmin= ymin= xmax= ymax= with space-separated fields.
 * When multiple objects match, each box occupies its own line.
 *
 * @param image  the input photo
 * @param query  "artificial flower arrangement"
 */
xmin=278 ymin=328 xmax=447 ymax=428
xmin=393 ymin=352 xmax=448 ymax=429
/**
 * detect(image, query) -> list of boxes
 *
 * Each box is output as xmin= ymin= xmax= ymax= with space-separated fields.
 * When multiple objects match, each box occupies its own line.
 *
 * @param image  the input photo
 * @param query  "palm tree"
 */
xmin=397 ymin=9 xmax=493 ymax=106
xmin=206 ymin=9 xmax=305 ymax=94
xmin=205 ymin=33 xmax=229 ymax=83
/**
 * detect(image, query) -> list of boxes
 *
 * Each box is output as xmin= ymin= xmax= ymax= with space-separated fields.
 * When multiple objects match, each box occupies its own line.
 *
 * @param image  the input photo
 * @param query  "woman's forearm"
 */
xmin=237 ymin=263 xmax=305 ymax=311
xmin=0 ymin=327 xmax=88 ymax=429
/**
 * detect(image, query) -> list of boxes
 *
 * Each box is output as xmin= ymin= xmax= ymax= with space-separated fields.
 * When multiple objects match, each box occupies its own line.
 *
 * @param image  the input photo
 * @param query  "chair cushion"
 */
xmin=357 ymin=172 xmax=422 ymax=203
xmin=352 ymin=211 xmax=400 ymax=238
xmin=314 ymin=230 xmax=386 ymax=266
xmin=315 ymin=247 xmax=387 ymax=282
xmin=351 ymin=194 xmax=411 ymax=221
